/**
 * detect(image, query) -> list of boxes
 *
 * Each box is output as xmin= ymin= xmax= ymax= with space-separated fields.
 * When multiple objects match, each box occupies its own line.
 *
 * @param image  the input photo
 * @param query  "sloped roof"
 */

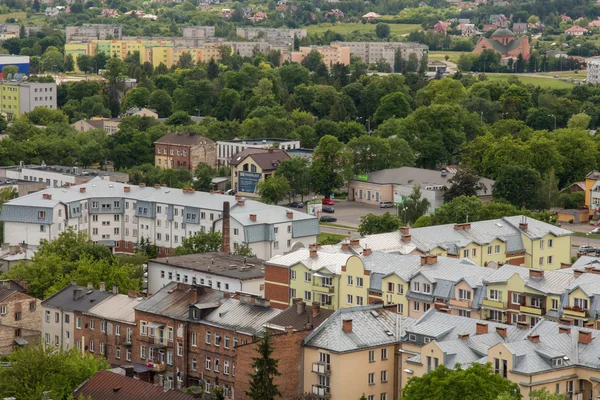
xmin=266 ymin=302 xmax=334 ymax=331
xmin=154 ymin=133 xmax=212 ymax=147
xmin=42 ymin=284 xmax=113 ymax=312
xmin=202 ymin=297 xmax=281 ymax=336
xmin=229 ymin=148 xmax=290 ymax=171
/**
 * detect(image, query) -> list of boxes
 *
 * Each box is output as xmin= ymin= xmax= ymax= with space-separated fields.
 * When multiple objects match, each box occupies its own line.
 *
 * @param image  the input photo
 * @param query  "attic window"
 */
xmin=552 ymin=358 xmax=564 ymax=367
xmin=370 ymin=310 xmax=379 ymax=318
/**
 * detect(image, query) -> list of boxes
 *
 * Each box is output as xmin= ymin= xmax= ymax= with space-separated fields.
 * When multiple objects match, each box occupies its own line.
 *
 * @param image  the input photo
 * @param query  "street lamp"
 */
xmin=587 ymin=232 xmax=590 ymax=247
xmin=549 ymin=114 xmax=557 ymax=131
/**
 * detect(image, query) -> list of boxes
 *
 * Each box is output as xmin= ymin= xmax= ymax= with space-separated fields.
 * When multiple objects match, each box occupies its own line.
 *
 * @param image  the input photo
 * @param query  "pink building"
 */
xmin=288 ymin=45 xmax=350 ymax=69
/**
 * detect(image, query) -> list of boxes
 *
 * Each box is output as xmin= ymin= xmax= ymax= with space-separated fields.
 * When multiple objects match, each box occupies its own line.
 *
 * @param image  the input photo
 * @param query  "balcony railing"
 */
xmin=520 ymin=305 xmax=543 ymax=316
xmin=153 ymin=337 xmax=168 ymax=348
xmin=482 ymin=298 xmax=506 ymax=309
xmin=312 ymin=385 xmax=331 ymax=398
xmin=313 ymin=285 xmax=335 ymax=294
xmin=312 ymin=362 xmax=331 ymax=375
xmin=563 ymin=306 xmax=587 ymax=318
xmin=449 ymin=299 xmax=472 ymax=308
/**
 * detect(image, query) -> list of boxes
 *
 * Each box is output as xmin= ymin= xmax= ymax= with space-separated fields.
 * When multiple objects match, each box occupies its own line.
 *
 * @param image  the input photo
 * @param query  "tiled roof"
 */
xmin=73 ymin=370 xmax=195 ymax=400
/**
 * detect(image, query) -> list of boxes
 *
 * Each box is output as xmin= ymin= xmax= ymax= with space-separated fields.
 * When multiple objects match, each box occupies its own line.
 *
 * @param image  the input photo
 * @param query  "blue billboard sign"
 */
xmin=238 ymin=171 xmax=261 ymax=194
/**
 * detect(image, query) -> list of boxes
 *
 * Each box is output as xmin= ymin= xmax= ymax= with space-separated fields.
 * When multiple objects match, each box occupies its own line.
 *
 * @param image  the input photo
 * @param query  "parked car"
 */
xmin=595 ymin=248 xmax=600 ymax=256
xmin=379 ymin=201 xmax=394 ymax=208
xmin=322 ymin=198 xmax=335 ymax=205
xmin=287 ymin=201 xmax=305 ymax=208
xmin=578 ymin=245 xmax=594 ymax=253
xmin=592 ymin=227 xmax=600 ymax=234
xmin=322 ymin=206 xmax=335 ymax=213
xmin=320 ymin=216 xmax=337 ymax=222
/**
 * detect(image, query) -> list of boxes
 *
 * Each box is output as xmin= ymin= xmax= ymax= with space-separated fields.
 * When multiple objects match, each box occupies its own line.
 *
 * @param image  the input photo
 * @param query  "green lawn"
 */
xmin=538 ymin=70 xmax=586 ymax=80
xmin=428 ymin=50 xmax=467 ymax=63
xmin=484 ymin=73 xmax=576 ymax=89
xmin=572 ymin=231 xmax=600 ymax=240
xmin=0 ymin=11 xmax=26 ymax=22
xmin=306 ymin=23 xmax=420 ymax=37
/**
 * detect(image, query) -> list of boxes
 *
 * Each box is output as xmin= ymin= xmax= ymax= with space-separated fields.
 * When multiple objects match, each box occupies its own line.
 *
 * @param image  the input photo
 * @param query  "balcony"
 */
xmin=313 ymin=285 xmax=335 ymax=294
xmin=116 ymin=336 xmax=133 ymax=346
xmin=449 ymin=299 xmax=472 ymax=308
xmin=150 ymin=362 xmax=166 ymax=372
xmin=153 ymin=337 xmax=168 ymax=348
xmin=312 ymin=385 xmax=331 ymax=398
xmin=312 ymin=362 xmax=331 ymax=375
xmin=482 ymin=298 xmax=506 ymax=309
xmin=520 ymin=305 xmax=543 ymax=316
xmin=563 ymin=306 xmax=587 ymax=318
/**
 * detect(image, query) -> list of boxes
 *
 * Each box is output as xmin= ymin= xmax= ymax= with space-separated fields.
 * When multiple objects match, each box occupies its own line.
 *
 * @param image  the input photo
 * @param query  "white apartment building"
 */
xmin=66 ymin=24 xmax=122 ymax=42
xmin=0 ymin=164 xmax=129 ymax=188
xmin=0 ymin=177 xmax=319 ymax=259
xmin=334 ymin=42 xmax=428 ymax=71
xmin=217 ymin=138 xmax=301 ymax=167
xmin=235 ymin=27 xmax=307 ymax=41
xmin=587 ymin=58 xmax=600 ymax=84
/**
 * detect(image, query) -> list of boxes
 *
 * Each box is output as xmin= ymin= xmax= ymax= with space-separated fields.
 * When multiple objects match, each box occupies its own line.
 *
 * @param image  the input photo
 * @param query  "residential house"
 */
xmin=41 ymin=283 xmax=113 ymax=350
xmin=0 ymin=279 xmax=40 ymax=354
xmin=565 ymin=26 xmax=589 ymax=36
xmin=248 ymin=11 xmax=268 ymax=22
xmin=229 ymin=148 xmax=290 ymax=196
xmin=216 ymin=138 xmax=300 ymax=168
xmin=512 ymin=22 xmax=528 ymax=34
xmin=325 ymin=9 xmax=344 ymax=19
xmin=100 ymin=8 xmax=119 ymax=17
xmin=71 ymin=118 xmax=120 ymax=134
xmin=587 ymin=60 xmax=600 ymax=85
xmin=0 ymin=244 xmax=35 ymax=273
xmin=588 ymin=18 xmax=600 ymax=28
xmin=45 ymin=7 xmax=59 ymax=16
xmin=362 ymin=12 xmax=381 ymax=21
xmin=154 ymin=132 xmax=217 ymax=171
xmin=583 ymin=171 xmax=600 ymax=218
xmin=561 ymin=14 xmax=572 ymax=22
xmin=489 ymin=14 xmax=508 ymax=26
xmin=433 ymin=21 xmax=451 ymax=33
xmin=473 ymin=28 xmax=530 ymax=60
xmin=0 ymin=80 xmax=57 ymax=121
xmin=121 ymin=107 xmax=158 ymax=119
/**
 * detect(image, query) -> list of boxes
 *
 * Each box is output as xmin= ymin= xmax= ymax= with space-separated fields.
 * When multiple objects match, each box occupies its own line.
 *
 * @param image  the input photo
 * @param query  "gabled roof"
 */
xmin=42 ymin=284 xmax=113 ymax=312
xmin=229 ymin=148 xmax=290 ymax=171
xmin=266 ymin=301 xmax=334 ymax=331
xmin=202 ymin=297 xmax=281 ymax=336
xmin=154 ymin=133 xmax=212 ymax=147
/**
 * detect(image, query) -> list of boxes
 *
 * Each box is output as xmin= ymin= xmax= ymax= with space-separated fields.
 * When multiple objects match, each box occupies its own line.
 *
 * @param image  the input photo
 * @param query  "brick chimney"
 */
xmin=401 ymin=234 xmax=411 ymax=242
xmin=559 ymin=326 xmax=571 ymax=334
xmin=79 ymin=187 xmax=86 ymax=193
xmin=529 ymin=269 xmax=544 ymax=278
xmin=561 ymin=263 xmax=572 ymax=269
xmin=112 ymin=285 xmax=119 ymax=294
xmin=286 ymin=211 xmax=293 ymax=219
xmin=87 ymin=282 xmax=93 ymax=289
xmin=296 ymin=301 xmax=305 ymax=315
xmin=476 ymin=322 xmax=488 ymax=335
xmin=426 ymin=255 xmax=438 ymax=265
xmin=342 ymin=319 xmax=352 ymax=333
xmin=349 ymin=238 xmax=360 ymax=247
xmin=312 ymin=302 xmax=320 ymax=317
xmin=238 ymin=198 xmax=245 ymax=206
xmin=189 ymin=288 xmax=198 ymax=305
xmin=496 ymin=326 xmax=507 ymax=338
xmin=579 ymin=330 xmax=592 ymax=344
xmin=400 ymin=227 xmax=410 ymax=235
xmin=139 ymin=183 xmax=146 ymax=188
xmin=528 ymin=334 xmax=540 ymax=343
xmin=519 ymin=222 xmax=528 ymax=231
xmin=363 ymin=247 xmax=372 ymax=256
xmin=249 ymin=214 xmax=257 ymax=222
xmin=341 ymin=240 xmax=350 ymax=250
xmin=43 ymin=193 xmax=52 ymax=200
xmin=309 ymin=248 xmax=317 ymax=258
xmin=154 ymin=184 xmax=160 ymax=189
xmin=222 ymin=201 xmax=231 ymax=254
xmin=454 ymin=223 xmax=471 ymax=230
xmin=458 ymin=333 xmax=470 ymax=340
xmin=124 ymin=186 xmax=130 ymax=192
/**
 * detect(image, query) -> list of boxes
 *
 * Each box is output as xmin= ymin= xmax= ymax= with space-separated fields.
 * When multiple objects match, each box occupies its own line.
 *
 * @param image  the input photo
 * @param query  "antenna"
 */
xmin=466 ymin=215 xmax=469 ymax=223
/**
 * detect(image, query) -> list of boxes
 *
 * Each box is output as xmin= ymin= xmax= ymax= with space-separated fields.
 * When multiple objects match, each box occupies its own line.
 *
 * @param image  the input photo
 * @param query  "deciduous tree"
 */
xmin=175 ymin=231 xmax=222 ymax=256
xmin=359 ymin=212 xmax=402 ymax=235
xmin=257 ymin=174 xmax=291 ymax=204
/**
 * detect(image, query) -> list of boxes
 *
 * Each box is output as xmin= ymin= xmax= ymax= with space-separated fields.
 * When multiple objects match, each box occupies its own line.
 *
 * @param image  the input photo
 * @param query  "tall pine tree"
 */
xmin=246 ymin=331 xmax=281 ymax=400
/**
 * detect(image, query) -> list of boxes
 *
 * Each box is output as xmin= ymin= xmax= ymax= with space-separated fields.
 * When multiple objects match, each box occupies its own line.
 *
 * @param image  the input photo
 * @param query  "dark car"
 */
xmin=322 ymin=206 xmax=335 ymax=213
xmin=287 ymin=201 xmax=305 ymax=208
xmin=320 ymin=216 xmax=337 ymax=222
xmin=322 ymin=198 xmax=335 ymax=205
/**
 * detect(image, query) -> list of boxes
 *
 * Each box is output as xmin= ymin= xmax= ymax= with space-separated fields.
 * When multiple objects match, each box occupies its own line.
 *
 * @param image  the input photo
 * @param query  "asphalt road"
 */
xmin=321 ymin=199 xmax=391 ymax=228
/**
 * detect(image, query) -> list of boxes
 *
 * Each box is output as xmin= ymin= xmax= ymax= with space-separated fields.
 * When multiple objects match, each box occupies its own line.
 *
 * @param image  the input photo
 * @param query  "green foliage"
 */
xmin=246 ymin=331 xmax=281 ymax=400
xmin=493 ymin=165 xmax=542 ymax=209
xmin=4 ymin=229 xmax=142 ymax=299
xmin=0 ymin=344 xmax=108 ymax=400
xmin=22 ymin=107 xmax=68 ymax=125
xmin=174 ymin=231 xmax=222 ymax=256
xmin=276 ymin=157 xmax=311 ymax=200
xmin=528 ymin=387 xmax=569 ymax=400
xmin=359 ymin=212 xmax=402 ymax=235
xmin=193 ymin=163 xmax=215 ymax=192
xmin=402 ymin=363 xmax=520 ymax=400
xmin=257 ymin=174 xmax=291 ymax=204
xmin=444 ymin=168 xmax=488 ymax=202
xmin=404 ymin=185 xmax=431 ymax=224
xmin=127 ymin=164 xmax=193 ymax=188
xmin=310 ymin=135 xmax=352 ymax=196
xmin=233 ymin=243 xmax=256 ymax=257
xmin=375 ymin=23 xmax=390 ymax=39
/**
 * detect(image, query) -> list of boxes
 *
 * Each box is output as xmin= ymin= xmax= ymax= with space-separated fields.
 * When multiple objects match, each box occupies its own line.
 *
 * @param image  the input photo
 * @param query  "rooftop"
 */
xmin=229 ymin=148 xmax=290 ymax=171
xmin=42 ymin=284 xmax=113 ymax=312
xmin=0 ymin=164 xmax=127 ymax=178
xmin=201 ymin=297 xmax=281 ymax=336
xmin=154 ymin=132 xmax=213 ymax=147
xmin=218 ymin=138 xmax=300 ymax=144
xmin=149 ymin=252 xmax=264 ymax=280
xmin=266 ymin=301 xmax=334 ymax=331
xmin=86 ymin=294 xmax=142 ymax=324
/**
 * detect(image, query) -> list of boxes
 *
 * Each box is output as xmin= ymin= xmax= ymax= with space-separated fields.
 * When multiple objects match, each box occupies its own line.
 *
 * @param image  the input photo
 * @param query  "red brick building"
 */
xmin=0 ymin=279 xmax=41 ymax=355
xmin=155 ymin=132 xmax=217 ymax=171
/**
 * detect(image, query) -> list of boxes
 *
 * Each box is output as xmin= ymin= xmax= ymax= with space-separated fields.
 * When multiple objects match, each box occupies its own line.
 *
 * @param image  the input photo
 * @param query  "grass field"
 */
xmin=306 ymin=23 xmax=420 ymax=37
xmin=484 ymin=73 xmax=576 ymax=89
xmin=428 ymin=50 xmax=467 ymax=63
xmin=539 ymin=70 xmax=586 ymax=80
xmin=318 ymin=232 xmax=348 ymax=244
xmin=0 ymin=11 xmax=26 ymax=22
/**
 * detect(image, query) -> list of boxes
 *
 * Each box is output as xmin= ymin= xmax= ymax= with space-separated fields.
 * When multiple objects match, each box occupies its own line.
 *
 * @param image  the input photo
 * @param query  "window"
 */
xmin=552 ymin=358 xmax=563 ymax=367
xmin=548 ymin=239 xmax=554 ymax=248
xmin=567 ymin=381 xmax=574 ymax=394
xmin=215 ymin=333 xmax=221 ymax=347
xmin=224 ymin=360 xmax=230 ymax=375
xmin=495 ymin=245 xmax=501 ymax=254
xmin=168 ymin=327 xmax=174 ymax=342
xmin=273 ymin=241 xmax=279 ymax=249
xmin=387 ymin=282 xmax=394 ymax=293
xmin=357 ymin=296 xmax=364 ymax=305
xmin=116 ymin=347 xmax=121 ymax=359
xmin=369 ymin=350 xmax=375 ymax=362
xmin=177 ymin=342 xmax=183 ymax=356
xmin=458 ymin=289 xmax=471 ymax=301
xmin=141 ymin=321 xmax=147 ymax=336
xmin=397 ymin=284 xmax=403 ymax=294
xmin=304 ymin=272 xmax=311 ymax=282
xmin=458 ymin=309 xmax=471 ymax=317
xmin=167 ymin=351 xmax=173 ymax=365
xmin=547 ymin=256 xmax=553 ymax=265
xmin=463 ymin=249 xmax=469 ymax=258
xmin=126 ymin=349 xmax=131 ymax=361
xmin=291 ymin=270 xmax=296 ymax=280
xmin=205 ymin=356 xmax=212 ymax=370
xmin=89 ymin=340 xmax=95 ymax=352
xmin=472 ymin=248 xmax=477 ymax=257
xmin=192 ymin=332 xmax=197 ymax=346
xmin=574 ymin=298 xmax=588 ymax=310
xmin=233 ymin=228 xmax=239 ymax=236
xmin=233 ymin=337 xmax=238 ymax=347
xmin=539 ymin=257 xmax=544 ymax=266
xmin=357 ymin=277 xmax=363 ymax=287
xmin=347 ymin=276 xmax=353 ymax=285
xmin=140 ymin=345 xmax=146 ymax=359
xmin=381 ymin=348 xmax=388 ymax=360
xmin=38 ymin=211 xmax=45 ymax=219
xmin=291 ymin=288 xmax=296 ymax=298
xmin=304 ymin=291 xmax=311 ymax=301
xmin=487 ymin=246 xmax=492 ymax=255
xmin=512 ymin=293 xmax=522 ymax=305
xmin=489 ymin=290 xmax=501 ymax=301
xmin=413 ymin=301 xmax=420 ymax=312
xmin=54 ymin=311 xmax=59 ymax=323
xmin=224 ymin=335 xmax=230 ymax=349
xmin=423 ymin=283 xmax=431 ymax=293
xmin=0 ymin=305 xmax=5 ymax=315
xmin=206 ymin=331 xmax=211 ymax=344
xmin=214 ymin=358 xmax=220 ymax=372
xmin=413 ymin=282 xmax=420 ymax=292
xmin=76 ymin=317 xmax=82 ymax=329
xmin=551 ymin=299 xmax=559 ymax=310
xmin=90 ymin=320 xmax=95 ymax=330
xmin=368 ymin=373 xmax=375 ymax=385
xmin=381 ymin=370 xmax=388 ymax=383
xmin=100 ymin=342 xmax=105 ymax=355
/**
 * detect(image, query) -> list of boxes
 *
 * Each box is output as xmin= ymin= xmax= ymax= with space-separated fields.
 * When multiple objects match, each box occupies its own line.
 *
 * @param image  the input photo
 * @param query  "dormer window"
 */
xmin=552 ymin=358 xmax=564 ymax=367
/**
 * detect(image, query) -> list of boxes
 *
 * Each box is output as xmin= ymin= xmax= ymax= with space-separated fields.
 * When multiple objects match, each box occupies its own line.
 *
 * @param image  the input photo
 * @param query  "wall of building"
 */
xmin=0 ymin=292 xmax=40 ymax=355
xmin=41 ymin=305 xmax=75 ymax=350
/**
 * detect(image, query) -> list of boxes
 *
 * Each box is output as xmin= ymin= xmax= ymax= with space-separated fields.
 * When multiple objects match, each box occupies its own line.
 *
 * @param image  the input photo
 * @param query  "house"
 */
xmin=473 ymin=28 xmax=530 ymax=60
xmin=44 ymin=7 xmax=59 ymax=16
xmin=362 ymin=12 xmax=381 ymax=21
xmin=0 ymin=279 xmax=41 ymax=355
xmin=121 ymin=107 xmax=158 ymax=119
xmin=433 ymin=21 xmax=451 ymax=33
xmin=325 ymin=9 xmax=344 ymax=18
xmin=154 ymin=132 xmax=217 ymax=170
xmin=561 ymin=14 xmax=572 ymax=22
xmin=512 ymin=22 xmax=528 ymax=34
xmin=588 ymin=18 xmax=600 ymax=28
xmin=584 ymin=171 xmax=600 ymax=218
xmin=100 ymin=8 xmax=119 ymax=17
xmin=346 ymin=166 xmax=494 ymax=213
xmin=0 ymin=244 xmax=35 ymax=273
xmin=71 ymin=118 xmax=120 ymax=134
xmin=565 ymin=25 xmax=589 ymax=36
xmin=489 ymin=13 xmax=507 ymax=25
xmin=459 ymin=24 xmax=481 ymax=37
xmin=217 ymin=138 xmax=300 ymax=167
xmin=568 ymin=181 xmax=586 ymax=193
xmin=248 ymin=11 xmax=267 ymax=22
xmin=146 ymin=252 xmax=265 ymax=296
xmin=229 ymin=148 xmax=291 ymax=196
xmin=142 ymin=14 xmax=158 ymax=20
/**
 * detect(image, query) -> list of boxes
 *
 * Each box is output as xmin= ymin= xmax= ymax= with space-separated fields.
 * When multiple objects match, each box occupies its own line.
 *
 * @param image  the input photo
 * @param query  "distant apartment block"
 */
xmin=217 ymin=138 xmax=300 ymax=167
xmin=288 ymin=44 xmax=350 ymax=69
xmin=236 ymin=27 xmax=307 ymax=41
xmin=334 ymin=41 xmax=429 ymax=71
xmin=588 ymin=58 xmax=600 ymax=84
xmin=0 ymin=164 xmax=129 ymax=188
xmin=182 ymin=26 xmax=216 ymax=39
xmin=65 ymin=24 xmax=123 ymax=42
xmin=0 ymin=80 xmax=57 ymax=120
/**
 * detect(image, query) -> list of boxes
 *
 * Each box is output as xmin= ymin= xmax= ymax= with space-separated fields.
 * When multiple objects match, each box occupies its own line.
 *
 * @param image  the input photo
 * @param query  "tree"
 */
xmin=347 ymin=136 xmax=392 ymax=174
xmin=276 ymin=157 xmax=311 ymax=201
xmin=444 ymin=168 xmax=487 ymax=202
xmin=359 ymin=212 xmax=402 ymax=235
xmin=257 ymin=174 xmax=291 ymax=205
xmin=301 ymin=50 xmax=325 ymax=72
xmin=430 ymin=196 xmax=483 ymax=226
xmin=567 ymin=113 xmax=591 ymax=129
xmin=64 ymin=54 xmax=75 ymax=72
xmin=529 ymin=387 xmax=569 ymax=400
xmin=375 ymin=23 xmax=391 ymax=39
xmin=207 ymin=58 xmax=219 ymax=80
xmin=0 ymin=344 xmax=108 ymax=400
xmin=2 ymin=65 xmax=18 ymax=78
xmin=493 ymin=165 xmax=542 ymax=209
xmin=174 ymin=231 xmax=222 ymax=256
xmin=148 ymin=89 xmax=173 ymax=118
xmin=404 ymin=185 xmax=431 ymax=224
xmin=373 ymin=92 xmax=412 ymax=124
xmin=193 ymin=163 xmax=215 ymax=192
xmin=310 ymin=135 xmax=353 ymax=196
xmin=246 ymin=330 xmax=281 ymax=400
xmin=233 ymin=243 xmax=256 ymax=257
xmin=122 ymin=87 xmax=150 ymax=110
xmin=402 ymin=363 xmax=519 ymax=400
xmin=77 ymin=55 xmax=92 ymax=74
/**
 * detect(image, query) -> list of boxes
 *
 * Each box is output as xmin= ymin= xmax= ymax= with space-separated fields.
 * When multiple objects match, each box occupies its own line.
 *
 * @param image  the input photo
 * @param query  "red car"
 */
xmin=322 ymin=198 xmax=334 ymax=205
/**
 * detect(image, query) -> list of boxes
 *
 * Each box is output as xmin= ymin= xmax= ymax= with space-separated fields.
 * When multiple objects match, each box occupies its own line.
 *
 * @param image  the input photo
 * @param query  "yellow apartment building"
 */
xmin=288 ymin=44 xmax=350 ymax=69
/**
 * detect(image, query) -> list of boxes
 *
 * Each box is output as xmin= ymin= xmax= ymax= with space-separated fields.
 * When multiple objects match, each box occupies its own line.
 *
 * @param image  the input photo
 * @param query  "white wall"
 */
xmin=41 ymin=306 xmax=75 ymax=350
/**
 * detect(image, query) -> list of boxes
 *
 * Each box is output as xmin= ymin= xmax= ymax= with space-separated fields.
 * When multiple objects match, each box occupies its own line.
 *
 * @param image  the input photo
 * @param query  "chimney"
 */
xmin=292 ymin=298 xmax=303 ymax=304
xmin=401 ymin=234 xmax=411 ymax=242
xmin=529 ymin=269 xmax=544 ymax=278
xmin=237 ymin=198 xmax=245 ymax=206
xmin=99 ymin=282 xmax=106 ymax=292
xmin=309 ymin=248 xmax=317 ymax=258
xmin=559 ymin=326 xmax=571 ymax=334
xmin=342 ymin=319 xmax=352 ymax=333
xmin=476 ymin=322 xmax=488 ymax=335
xmin=312 ymin=302 xmax=320 ymax=317
xmin=123 ymin=366 xmax=134 ymax=378
xmin=268 ymin=148 xmax=274 ymax=153
xmin=363 ymin=247 xmax=372 ymax=256
xmin=8 ymin=245 xmax=18 ymax=255
xmin=496 ymin=326 xmax=507 ymax=338
xmin=139 ymin=183 xmax=146 ymax=188
xmin=454 ymin=223 xmax=471 ymax=230
xmin=286 ymin=211 xmax=293 ymax=219
xmin=350 ymin=238 xmax=360 ymax=247
xmin=87 ymin=282 xmax=93 ymax=289
xmin=574 ymin=270 xmax=584 ymax=277
xmin=400 ymin=227 xmax=409 ymax=235
xmin=458 ymin=333 xmax=470 ymax=340
xmin=154 ymin=184 xmax=160 ymax=189
xmin=528 ymin=334 xmax=540 ymax=343
xmin=235 ymin=195 xmax=242 ymax=200
xmin=561 ymin=262 xmax=572 ymax=269
xmin=70 ymin=278 xmax=77 ymax=286
xmin=124 ymin=186 xmax=130 ymax=192
xmin=426 ymin=255 xmax=438 ymax=265
xmin=249 ymin=214 xmax=257 ymax=222
xmin=296 ymin=301 xmax=305 ymax=315
xmin=189 ymin=288 xmax=198 ymax=305
xmin=128 ymin=290 xmax=139 ymax=298
xmin=1 ymin=243 xmax=7 ymax=251
xmin=112 ymin=285 xmax=119 ymax=294
xmin=222 ymin=202 xmax=231 ymax=254
xmin=579 ymin=330 xmax=592 ymax=344
xmin=42 ymin=193 xmax=52 ymax=200
xmin=73 ymin=288 xmax=84 ymax=300
xmin=79 ymin=187 xmax=86 ymax=193
xmin=341 ymin=240 xmax=350 ymax=250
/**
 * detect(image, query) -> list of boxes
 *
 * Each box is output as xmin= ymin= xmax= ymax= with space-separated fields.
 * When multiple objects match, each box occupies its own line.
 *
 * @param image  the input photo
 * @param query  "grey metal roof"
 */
xmin=86 ymin=294 xmax=141 ymax=324
xmin=202 ymin=297 xmax=281 ymax=336
xmin=149 ymin=253 xmax=264 ymax=280
xmin=303 ymin=305 xmax=416 ymax=353
xmin=42 ymin=284 xmax=113 ymax=312
xmin=267 ymin=249 xmax=355 ymax=275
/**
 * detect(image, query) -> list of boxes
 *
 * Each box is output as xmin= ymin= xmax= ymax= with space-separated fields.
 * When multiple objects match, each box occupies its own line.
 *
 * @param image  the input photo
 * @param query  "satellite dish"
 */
xmin=14 ymin=73 xmax=22 ymax=81
xmin=5 ymin=73 xmax=12 ymax=81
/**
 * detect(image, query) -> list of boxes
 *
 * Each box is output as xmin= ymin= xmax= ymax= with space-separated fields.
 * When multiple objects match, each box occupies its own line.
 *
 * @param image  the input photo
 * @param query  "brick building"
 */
xmin=154 ymin=132 xmax=217 ymax=171
xmin=0 ymin=279 xmax=41 ymax=354
xmin=74 ymin=289 xmax=140 ymax=366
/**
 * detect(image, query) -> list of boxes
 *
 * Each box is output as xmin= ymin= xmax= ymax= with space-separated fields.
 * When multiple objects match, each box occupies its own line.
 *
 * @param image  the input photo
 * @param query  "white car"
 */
xmin=592 ymin=228 xmax=600 ymax=234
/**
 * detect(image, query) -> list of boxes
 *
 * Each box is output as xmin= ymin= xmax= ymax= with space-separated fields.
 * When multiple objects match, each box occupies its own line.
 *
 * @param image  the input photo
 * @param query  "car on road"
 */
xmin=322 ymin=206 xmax=335 ymax=213
xmin=578 ymin=245 xmax=595 ymax=253
xmin=322 ymin=198 xmax=335 ymax=205
xmin=320 ymin=216 xmax=337 ymax=222
xmin=595 ymin=248 xmax=600 ymax=256
xmin=287 ymin=201 xmax=305 ymax=208
xmin=379 ymin=201 xmax=394 ymax=208
xmin=592 ymin=227 xmax=600 ymax=234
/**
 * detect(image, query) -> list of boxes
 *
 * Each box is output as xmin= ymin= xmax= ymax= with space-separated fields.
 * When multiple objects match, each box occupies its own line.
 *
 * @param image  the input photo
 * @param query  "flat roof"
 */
xmin=218 ymin=138 xmax=299 ymax=145
xmin=0 ymin=164 xmax=128 ymax=178
xmin=149 ymin=252 xmax=264 ymax=280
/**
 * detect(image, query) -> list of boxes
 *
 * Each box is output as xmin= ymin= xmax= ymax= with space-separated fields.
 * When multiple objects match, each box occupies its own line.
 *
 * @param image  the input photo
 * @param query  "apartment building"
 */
xmin=587 ymin=59 xmax=600 ymax=85
xmin=0 ymin=164 xmax=129 ymax=187
xmin=41 ymin=283 xmax=113 ymax=350
xmin=182 ymin=26 xmax=216 ymax=39
xmin=288 ymin=44 xmax=350 ymax=68
xmin=0 ymin=80 xmax=57 ymax=120
xmin=334 ymin=41 xmax=428 ymax=71
xmin=65 ymin=24 xmax=122 ymax=42
xmin=74 ymin=290 xmax=140 ymax=365
xmin=235 ymin=27 xmax=307 ymax=41
xmin=229 ymin=148 xmax=290 ymax=197
xmin=146 ymin=252 xmax=265 ymax=296
xmin=217 ymin=138 xmax=300 ymax=167
xmin=0 ymin=279 xmax=41 ymax=354
xmin=0 ymin=178 xmax=319 ymax=259
xmin=154 ymin=133 xmax=217 ymax=170
xmin=344 ymin=217 xmax=572 ymax=269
